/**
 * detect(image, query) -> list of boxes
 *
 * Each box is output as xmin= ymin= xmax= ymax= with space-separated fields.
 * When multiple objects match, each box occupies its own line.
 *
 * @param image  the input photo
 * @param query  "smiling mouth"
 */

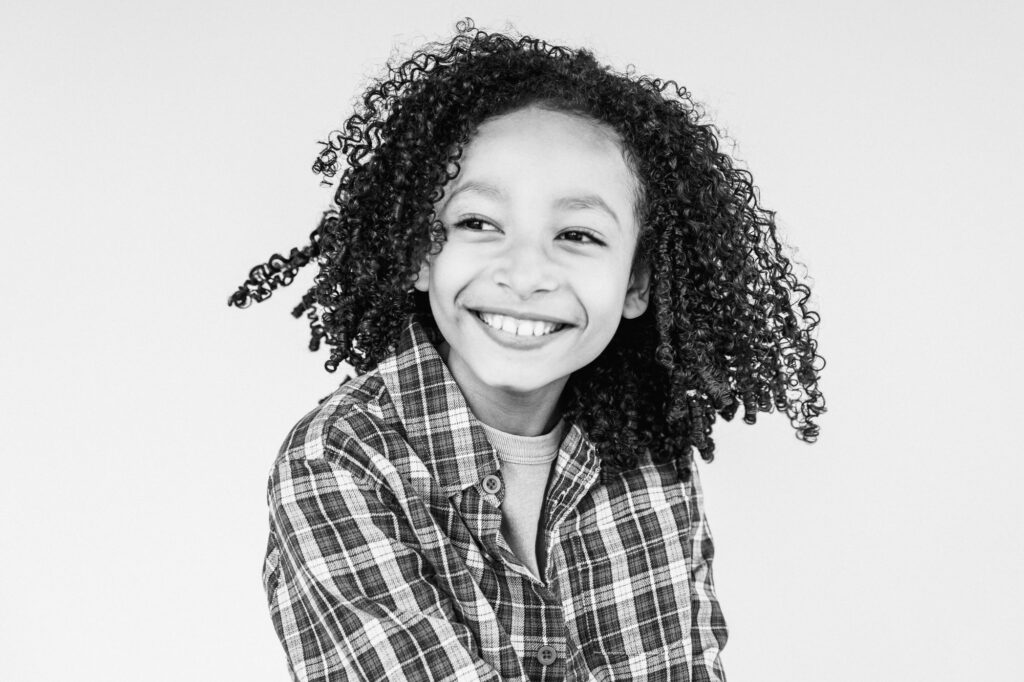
xmin=473 ymin=311 xmax=569 ymax=337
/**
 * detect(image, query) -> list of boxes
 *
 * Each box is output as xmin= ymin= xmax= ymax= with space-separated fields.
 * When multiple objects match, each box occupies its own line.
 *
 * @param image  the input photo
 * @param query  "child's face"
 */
xmin=415 ymin=106 xmax=649 ymax=403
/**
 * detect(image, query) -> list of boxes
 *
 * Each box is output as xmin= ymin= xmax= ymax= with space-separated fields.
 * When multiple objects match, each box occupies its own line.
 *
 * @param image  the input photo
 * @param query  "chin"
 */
xmin=476 ymin=366 xmax=564 ymax=395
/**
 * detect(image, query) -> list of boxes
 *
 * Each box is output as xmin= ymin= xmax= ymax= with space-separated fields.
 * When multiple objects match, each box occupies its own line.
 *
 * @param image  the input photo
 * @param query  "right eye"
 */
xmin=452 ymin=217 xmax=498 ymax=232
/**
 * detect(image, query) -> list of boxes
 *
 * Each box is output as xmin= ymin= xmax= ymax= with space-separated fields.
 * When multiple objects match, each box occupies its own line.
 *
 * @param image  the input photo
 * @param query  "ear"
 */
xmin=622 ymin=263 xmax=650 ymax=319
xmin=412 ymin=257 xmax=431 ymax=292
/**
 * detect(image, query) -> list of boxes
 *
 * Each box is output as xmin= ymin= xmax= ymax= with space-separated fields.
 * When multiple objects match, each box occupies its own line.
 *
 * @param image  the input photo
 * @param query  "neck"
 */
xmin=440 ymin=342 xmax=566 ymax=436
xmin=466 ymin=384 xmax=565 ymax=436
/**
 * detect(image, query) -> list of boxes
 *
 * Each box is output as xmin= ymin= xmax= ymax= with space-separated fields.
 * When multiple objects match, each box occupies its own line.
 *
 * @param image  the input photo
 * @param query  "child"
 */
xmin=231 ymin=20 xmax=824 ymax=682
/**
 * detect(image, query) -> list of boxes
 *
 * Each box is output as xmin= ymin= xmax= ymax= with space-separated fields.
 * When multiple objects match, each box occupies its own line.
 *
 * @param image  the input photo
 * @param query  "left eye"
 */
xmin=558 ymin=229 xmax=604 ymax=245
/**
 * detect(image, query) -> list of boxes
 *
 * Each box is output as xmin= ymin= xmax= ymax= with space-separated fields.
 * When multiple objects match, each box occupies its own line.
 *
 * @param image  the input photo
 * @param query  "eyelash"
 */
xmin=451 ymin=218 xmax=605 ymax=246
xmin=453 ymin=217 xmax=495 ymax=232
xmin=558 ymin=229 xmax=605 ymax=246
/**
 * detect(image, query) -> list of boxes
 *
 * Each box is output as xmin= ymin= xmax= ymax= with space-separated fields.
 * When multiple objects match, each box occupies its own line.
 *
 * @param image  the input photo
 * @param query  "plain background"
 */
xmin=2 ymin=0 xmax=1022 ymax=680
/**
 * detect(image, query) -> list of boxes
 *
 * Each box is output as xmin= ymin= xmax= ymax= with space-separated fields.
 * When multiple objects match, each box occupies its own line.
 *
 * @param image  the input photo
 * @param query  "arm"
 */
xmin=264 ymin=453 xmax=502 ymax=682
xmin=685 ymin=461 xmax=729 ymax=682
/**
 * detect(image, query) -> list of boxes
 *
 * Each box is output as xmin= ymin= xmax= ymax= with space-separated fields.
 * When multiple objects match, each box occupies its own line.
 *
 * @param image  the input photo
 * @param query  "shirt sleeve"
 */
xmin=684 ymin=460 xmax=729 ymax=682
xmin=263 ymin=452 xmax=502 ymax=682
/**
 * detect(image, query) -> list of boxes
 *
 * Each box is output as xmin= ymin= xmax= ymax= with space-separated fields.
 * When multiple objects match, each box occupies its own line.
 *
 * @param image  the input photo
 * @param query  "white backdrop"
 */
xmin=2 ymin=1 xmax=1022 ymax=680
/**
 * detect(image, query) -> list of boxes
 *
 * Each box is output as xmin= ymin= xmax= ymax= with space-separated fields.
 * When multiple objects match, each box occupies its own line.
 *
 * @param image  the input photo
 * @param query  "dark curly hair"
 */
xmin=229 ymin=20 xmax=826 ymax=479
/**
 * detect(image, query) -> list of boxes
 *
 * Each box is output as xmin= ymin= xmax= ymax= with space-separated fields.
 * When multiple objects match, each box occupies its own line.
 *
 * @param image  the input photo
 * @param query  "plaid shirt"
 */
xmin=264 ymin=318 xmax=728 ymax=681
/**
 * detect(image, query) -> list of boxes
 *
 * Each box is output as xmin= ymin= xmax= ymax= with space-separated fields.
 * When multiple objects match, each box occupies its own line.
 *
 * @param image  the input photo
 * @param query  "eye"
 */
xmin=452 ymin=217 xmax=498 ymax=232
xmin=558 ymin=228 xmax=605 ymax=246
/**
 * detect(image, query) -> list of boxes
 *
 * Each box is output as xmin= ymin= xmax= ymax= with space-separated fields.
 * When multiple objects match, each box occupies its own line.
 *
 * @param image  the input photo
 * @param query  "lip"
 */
xmin=469 ymin=309 xmax=573 ymax=349
xmin=469 ymin=307 xmax=575 ymax=326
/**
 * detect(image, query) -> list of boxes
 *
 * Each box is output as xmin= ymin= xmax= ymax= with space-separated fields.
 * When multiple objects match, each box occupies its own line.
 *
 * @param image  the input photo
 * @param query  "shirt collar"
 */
xmin=376 ymin=316 xmax=502 ymax=497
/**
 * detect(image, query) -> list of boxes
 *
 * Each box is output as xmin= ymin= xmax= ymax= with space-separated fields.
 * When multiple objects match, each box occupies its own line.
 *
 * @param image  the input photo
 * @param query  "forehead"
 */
xmin=474 ymin=106 xmax=622 ymax=151
xmin=448 ymin=107 xmax=639 ymax=219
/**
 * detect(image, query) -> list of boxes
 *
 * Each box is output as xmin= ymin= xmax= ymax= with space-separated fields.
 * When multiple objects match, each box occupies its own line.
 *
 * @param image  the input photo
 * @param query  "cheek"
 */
xmin=426 ymin=246 xmax=481 ymax=302
xmin=426 ymin=248 xmax=462 ymax=289
xmin=579 ymin=264 xmax=632 ymax=316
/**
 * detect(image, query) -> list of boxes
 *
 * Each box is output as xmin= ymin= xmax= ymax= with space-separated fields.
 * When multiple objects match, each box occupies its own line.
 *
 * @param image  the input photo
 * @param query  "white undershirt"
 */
xmin=480 ymin=419 xmax=565 ymax=581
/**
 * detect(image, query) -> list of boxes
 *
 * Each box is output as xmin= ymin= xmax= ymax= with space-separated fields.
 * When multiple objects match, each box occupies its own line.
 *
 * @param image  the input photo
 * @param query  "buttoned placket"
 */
xmin=478 ymin=472 xmax=541 ymax=582
xmin=475 ymin=471 xmax=550 ymax=584
xmin=451 ymin=426 xmax=602 ymax=681
xmin=521 ymin=429 xmax=600 ymax=679
xmin=454 ymin=472 xmax=505 ymax=565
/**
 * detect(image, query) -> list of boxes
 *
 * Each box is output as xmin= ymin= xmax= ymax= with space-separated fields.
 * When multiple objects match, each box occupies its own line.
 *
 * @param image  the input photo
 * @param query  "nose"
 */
xmin=491 ymin=238 xmax=559 ymax=298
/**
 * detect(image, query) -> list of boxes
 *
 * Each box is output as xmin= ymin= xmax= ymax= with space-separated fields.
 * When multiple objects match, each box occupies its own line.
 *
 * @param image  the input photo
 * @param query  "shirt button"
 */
xmin=535 ymin=644 xmax=558 ymax=666
xmin=481 ymin=474 xmax=502 ymax=495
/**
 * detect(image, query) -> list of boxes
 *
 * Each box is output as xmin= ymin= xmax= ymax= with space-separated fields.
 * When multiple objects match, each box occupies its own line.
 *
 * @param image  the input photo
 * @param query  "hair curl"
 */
xmin=229 ymin=20 xmax=826 ymax=479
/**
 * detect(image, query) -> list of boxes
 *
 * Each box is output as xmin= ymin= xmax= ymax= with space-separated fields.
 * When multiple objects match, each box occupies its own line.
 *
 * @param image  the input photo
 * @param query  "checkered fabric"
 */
xmin=263 ymin=317 xmax=728 ymax=681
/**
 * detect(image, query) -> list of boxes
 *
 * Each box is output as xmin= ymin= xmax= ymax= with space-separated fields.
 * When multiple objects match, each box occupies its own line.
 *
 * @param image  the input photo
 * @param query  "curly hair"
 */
xmin=229 ymin=20 xmax=826 ymax=479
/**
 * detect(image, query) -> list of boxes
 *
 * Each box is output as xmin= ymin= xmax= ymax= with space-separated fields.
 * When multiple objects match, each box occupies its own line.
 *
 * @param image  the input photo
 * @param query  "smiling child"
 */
xmin=231 ymin=21 xmax=824 ymax=682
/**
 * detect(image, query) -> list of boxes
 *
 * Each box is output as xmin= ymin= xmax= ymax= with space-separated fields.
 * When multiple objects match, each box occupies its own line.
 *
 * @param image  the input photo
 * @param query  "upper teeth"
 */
xmin=478 ymin=312 xmax=561 ymax=336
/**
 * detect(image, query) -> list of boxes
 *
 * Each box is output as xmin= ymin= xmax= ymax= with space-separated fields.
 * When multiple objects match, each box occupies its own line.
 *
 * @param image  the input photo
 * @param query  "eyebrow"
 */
xmin=444 ymin=181 xmax=620 ymax=225
xmin=553 ymin=195 xmax=619 ymax=224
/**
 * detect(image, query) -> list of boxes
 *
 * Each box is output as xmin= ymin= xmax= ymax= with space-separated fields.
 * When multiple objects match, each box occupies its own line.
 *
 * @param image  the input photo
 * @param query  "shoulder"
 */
xmin=271 ymin=368 xmax=408 ymax=493
xmin=587 ymin=448 xmax=708 ymax=520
